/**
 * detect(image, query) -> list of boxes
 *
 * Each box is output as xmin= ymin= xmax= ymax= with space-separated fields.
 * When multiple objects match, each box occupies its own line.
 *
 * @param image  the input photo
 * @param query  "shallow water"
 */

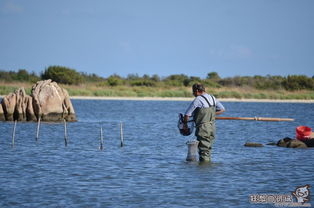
xmin=0 ymin=100 xmax=313 ymax=207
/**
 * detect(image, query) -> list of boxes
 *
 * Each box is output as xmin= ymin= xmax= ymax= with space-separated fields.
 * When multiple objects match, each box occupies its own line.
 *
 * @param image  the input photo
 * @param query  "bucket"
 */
xmin=296 ymin=126 xmax=312 ymax=141
xmin=186 ymin=140 xmax=199 ymax=162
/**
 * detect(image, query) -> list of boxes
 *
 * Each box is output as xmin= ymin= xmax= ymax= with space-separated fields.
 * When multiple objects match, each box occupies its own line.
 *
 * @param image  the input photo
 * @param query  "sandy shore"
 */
xmin=1 ymin=95 xmax=313 ymax=103
xmin=70 ymin=96 xmax=314 ymax=103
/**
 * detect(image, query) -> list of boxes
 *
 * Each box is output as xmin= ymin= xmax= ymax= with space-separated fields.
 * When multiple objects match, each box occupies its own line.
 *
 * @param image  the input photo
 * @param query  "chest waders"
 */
xmin=193 ymin=96 xmax=216 ymax=162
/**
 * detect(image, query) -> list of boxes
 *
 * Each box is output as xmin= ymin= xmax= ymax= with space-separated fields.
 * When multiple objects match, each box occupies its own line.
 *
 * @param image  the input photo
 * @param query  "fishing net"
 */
xmin=177 ymin=113 xmax=194 ymax=136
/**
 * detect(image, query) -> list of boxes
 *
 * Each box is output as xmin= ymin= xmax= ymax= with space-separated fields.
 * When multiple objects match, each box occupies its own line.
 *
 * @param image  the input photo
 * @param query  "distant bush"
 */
xmin=41 ymin=66 xmax=83 ymax=85
xmin=163 ymin=74 xmax=190 ymax=86
xmin=1 ymin=67 xmax=314 ymax=95
xmin=107 ymin=74 xmax=124 ymax=86
xmin=252 ymin=75 xmax=285 ymax=90
xmin=125 ymin=74 xmax=157 ymax=87
xmin=0 ymin=69 xmax=39 ymax=82
xmin=282 ymin=75 xmax=314 ymax=91
xmin=80 ymin=72 xmax=105 ymax=82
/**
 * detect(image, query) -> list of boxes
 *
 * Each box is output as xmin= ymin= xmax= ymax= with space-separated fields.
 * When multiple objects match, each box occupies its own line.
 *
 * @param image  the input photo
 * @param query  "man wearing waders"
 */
xmin=183 ymin=83 xmax=225 ymax=162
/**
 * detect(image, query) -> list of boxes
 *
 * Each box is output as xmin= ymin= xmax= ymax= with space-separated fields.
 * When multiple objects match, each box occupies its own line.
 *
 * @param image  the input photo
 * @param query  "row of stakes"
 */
xmin=10 ymin=118 xmax=124 ymax=149
xmin=10 ymin=119 xmax=198 ymax=161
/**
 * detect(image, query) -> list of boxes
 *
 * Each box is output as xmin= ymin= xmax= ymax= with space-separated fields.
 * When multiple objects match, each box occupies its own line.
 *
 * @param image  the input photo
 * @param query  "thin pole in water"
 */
xmin=120 ymin=122 xmax=124 ymax=147
xmin=12 ymin=120 xmax=17 ymax=147
xmin=99 ymin=125 xmax=104 ymax=150
xmin=216 ymin=116 xmax=294 ymax=122
xmin=64 ymin=119 xmax=68 ymax=147
xmin=36 ymin=117 xmax=41 ymax=141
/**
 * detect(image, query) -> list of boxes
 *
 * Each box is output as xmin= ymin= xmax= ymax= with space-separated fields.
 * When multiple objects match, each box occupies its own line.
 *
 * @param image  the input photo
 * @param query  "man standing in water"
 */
xmin=183 ymin=83 xmax=225 ymax=162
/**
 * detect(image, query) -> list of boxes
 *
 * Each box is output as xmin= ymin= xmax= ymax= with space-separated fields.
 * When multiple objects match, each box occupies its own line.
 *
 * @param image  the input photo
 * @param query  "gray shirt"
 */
xmin=185 ymin=93 xmax=225 ymax=116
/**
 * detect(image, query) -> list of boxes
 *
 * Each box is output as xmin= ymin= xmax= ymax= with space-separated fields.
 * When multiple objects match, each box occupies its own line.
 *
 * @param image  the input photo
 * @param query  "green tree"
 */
xmin=80 ymin=72 xmax=105 ymax=82
xmin=282 ymin=75 xmax=314 ymax=91
xmin=164 ymin=74 xmax=189 ymax=86
xmin=41 ymin=66 xmax=83 ymax=85
xmin=207 ymin=72 xmax=220 ymax=80
xmin=0 ymin=70 xmax=13 ymax=81
xmin=151 ymin=74 xmax=160 ymax=82
xmin=107 ymin=74 xmax=123 ymax=86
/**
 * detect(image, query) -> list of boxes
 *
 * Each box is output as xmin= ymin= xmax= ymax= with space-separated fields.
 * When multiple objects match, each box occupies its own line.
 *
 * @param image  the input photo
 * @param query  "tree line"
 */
xmin=1 ymin=66 xmax=314 ymax=91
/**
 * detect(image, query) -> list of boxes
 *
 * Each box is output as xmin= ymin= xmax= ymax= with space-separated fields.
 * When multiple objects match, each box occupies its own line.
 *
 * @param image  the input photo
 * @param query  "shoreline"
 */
xmin=69 ymin=96 xmax=314 ymax=103
xmin=1 ymin=95 xmax=313 ymax=103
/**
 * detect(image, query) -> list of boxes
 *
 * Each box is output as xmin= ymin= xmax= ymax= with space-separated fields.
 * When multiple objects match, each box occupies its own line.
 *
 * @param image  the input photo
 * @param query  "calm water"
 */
xmin=0 ymin=99 xmax=313 ymax=208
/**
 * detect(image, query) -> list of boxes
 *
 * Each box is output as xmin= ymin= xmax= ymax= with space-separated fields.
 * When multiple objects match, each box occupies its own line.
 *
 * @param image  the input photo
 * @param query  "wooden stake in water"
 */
xmin=64 ymin=119 xmax=68 ymax=147
xmin=12 ymin=120 xmax=17 ymax=147
xmin=120 ymin=122 xmax=124 ymax=147
xmin=36 ymin=117 xmax=41 ymax=141
xmin=99 ymin=125 xmax=104 ymax=150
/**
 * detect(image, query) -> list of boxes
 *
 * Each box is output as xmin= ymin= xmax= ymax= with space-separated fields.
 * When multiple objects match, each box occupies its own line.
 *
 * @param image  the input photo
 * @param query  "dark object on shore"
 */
xmin=276 ymin=137 xmax=308 ymax=148
xmin=0 ymin=80 xmax=76 ymax=122
xmin=244 ymin=142 xmax=264 ymax=147
xmin=303 ymin=138 xmax=314 ymax=147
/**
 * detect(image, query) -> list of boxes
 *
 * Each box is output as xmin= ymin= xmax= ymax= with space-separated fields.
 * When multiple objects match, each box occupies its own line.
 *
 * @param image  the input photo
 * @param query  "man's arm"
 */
xmin=215 ymin=100 xmax=225 ymax=115
xmin=182 ymin=115 xmax=191 ymax=133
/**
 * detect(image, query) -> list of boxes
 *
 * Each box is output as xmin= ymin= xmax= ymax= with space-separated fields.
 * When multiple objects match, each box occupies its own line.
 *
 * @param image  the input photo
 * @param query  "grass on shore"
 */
xmin=1 ymin=81 xmax=314 ymax=100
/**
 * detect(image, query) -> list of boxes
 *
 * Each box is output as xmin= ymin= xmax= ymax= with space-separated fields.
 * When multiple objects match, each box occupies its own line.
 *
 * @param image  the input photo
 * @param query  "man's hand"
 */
xmin=184 ymin=115 xmax=189 ymax=124
xmin=216 ymin=109 xmax=225 ymax=115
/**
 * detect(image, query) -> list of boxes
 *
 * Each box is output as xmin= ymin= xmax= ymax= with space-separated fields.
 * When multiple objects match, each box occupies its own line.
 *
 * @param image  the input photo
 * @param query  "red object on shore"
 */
xmin=296 ymin=126 xmax=312 ymax=141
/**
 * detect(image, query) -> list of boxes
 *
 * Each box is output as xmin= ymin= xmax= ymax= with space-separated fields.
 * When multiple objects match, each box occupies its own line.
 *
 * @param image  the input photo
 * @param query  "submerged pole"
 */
xmin=64 ymin=119 xmax=68 ymax=147
xmin=36 ymin=117 xmax=41 ymax=141
xmin=99 ymin=125 xmax=104 ymax=150
xmin=120 ymin=122 xmax=124 ymax=147
xmin=12 ymin=120 xmax=17 ymax=147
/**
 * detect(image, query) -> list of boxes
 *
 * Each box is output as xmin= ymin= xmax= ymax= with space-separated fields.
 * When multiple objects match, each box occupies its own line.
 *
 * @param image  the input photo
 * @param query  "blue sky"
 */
xmin=0 ymin=0 xmax=313 ymax=78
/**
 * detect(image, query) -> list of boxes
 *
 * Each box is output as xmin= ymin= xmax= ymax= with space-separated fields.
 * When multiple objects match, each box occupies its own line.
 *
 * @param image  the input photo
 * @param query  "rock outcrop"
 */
xmin=277 ymin=137 xmax=308 ymax=148
xmin=244 ymin=142 xmax=264 ymax=147
xmin=0 ymin=80 xmax=76 ymax=122
xmin=31 ymin=80 xmax=76 ymax=121
xmin=0 ymin=102 xmax=5 ymax=121
xmin=276 ymin=137 xmax=314 ymax=148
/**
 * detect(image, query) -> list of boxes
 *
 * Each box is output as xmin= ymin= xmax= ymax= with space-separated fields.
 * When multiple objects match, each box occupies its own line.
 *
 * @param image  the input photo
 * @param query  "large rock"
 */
xmin=31 ymin=80 xmax=76 ymax=121
xmin=244 ymin=142 xmax=264 ymax=147
xmin=277 ymin=137 xmax=308 ymax=148
xmin=1 ymin=92 xmax=16 ymax=121
xmin=0 ymin=80 xmax=76 ymax=122
xmin=15 ymin=88 xmax=35 ymax=121
xmin=0 ymin=100 xmax=5 ymax=121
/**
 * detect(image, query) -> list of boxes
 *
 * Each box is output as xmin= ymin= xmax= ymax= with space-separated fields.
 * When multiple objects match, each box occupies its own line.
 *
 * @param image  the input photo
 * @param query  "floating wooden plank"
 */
xmin=216 ymin=116 xmax=294 ymax=122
